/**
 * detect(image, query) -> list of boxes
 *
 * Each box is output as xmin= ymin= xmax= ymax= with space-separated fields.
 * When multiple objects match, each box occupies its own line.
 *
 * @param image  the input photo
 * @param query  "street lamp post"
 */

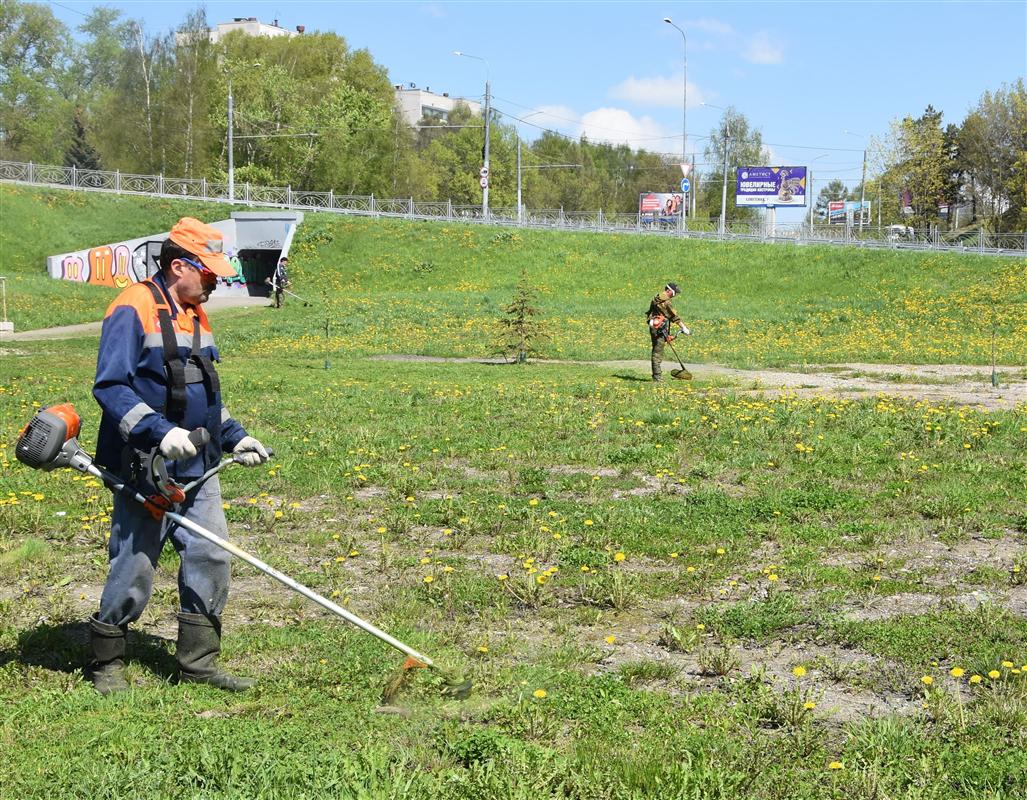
xmin=663 ymin=18 xmax=687 ymax=228
xmin=455 ymin=51 xmax=491 ymax=220
xmin=808 ymin=154 xmax=829 ymax=234
xmin=844 ymin=130 xmax=868 ymax=235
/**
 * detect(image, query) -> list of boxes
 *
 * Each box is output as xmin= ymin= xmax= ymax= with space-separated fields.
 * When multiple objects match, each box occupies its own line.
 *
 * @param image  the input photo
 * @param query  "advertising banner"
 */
xmin=638 ymin=192 xmax=684 ymax=225
xmin=828 ymin=200 xmax=872 ymax=224
xmin=735 ymin=166 xmax=807 ymax=206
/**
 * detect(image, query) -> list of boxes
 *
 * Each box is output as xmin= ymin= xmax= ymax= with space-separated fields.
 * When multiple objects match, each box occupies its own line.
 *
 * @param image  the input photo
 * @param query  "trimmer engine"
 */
xmin=16 ymin=404 xmax=93 ymax=472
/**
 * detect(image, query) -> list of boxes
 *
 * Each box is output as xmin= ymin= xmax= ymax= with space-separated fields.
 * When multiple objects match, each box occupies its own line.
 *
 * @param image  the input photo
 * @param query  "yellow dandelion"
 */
xmin=604 ymin=635 xmax=616 ymax=644
xmin=828 ymin=761 xmax=843 ymax=770
xmin=950 ymin=667 xmax=965 ymax=678
xmin=792 ymin=666 xmax=807 ymax=678
xmin=533 ymin=689 xmax=547 ymax=699
xmin=613 ymin=552 xmax=626 ymax=562
xmin=969 ymin=674 xmax=982 ymax=684
xmin=584 ymin=519 xmax=594 ymax=526
xmin=804 ymin=701 xmax=816 ymax=710
xmin=988 ymin=670 xmax=1001 ymax=679
xmin=921 ymin=675 xmax=933 ymax=686
xmin=423 ymin=575 xmax=434 ymax=584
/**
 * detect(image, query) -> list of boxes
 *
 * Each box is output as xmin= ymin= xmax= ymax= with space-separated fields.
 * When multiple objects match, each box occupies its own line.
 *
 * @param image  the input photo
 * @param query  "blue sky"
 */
xmin=49 ymin=0 xmax=1026 ymax=216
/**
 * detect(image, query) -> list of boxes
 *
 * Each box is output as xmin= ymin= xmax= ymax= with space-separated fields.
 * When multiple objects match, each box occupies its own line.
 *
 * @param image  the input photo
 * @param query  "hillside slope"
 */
xmin=2 ymin=184 xmax=1024 ymax=365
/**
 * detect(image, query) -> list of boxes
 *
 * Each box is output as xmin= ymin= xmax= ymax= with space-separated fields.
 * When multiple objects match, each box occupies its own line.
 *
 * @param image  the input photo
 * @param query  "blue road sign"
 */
xmin=680 ymin=178 xmax=691 ymax=193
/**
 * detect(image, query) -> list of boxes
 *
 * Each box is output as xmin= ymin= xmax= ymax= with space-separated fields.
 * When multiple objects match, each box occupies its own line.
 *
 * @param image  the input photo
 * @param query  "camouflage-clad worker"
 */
xmin=646 ymin=282 xmax=691 ymax=382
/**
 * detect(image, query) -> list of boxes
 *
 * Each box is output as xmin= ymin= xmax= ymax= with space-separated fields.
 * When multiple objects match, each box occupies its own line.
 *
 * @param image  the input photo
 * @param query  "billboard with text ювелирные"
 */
xmin=735 ymin=166 xmax=807 ymax=207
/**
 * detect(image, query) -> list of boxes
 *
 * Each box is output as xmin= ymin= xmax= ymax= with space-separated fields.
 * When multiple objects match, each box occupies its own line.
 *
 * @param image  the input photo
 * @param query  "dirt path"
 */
xmin=0 ymin=295 xmax=265 ymax=342
xmin=372 ymin=355 xmax=1027 ymax=410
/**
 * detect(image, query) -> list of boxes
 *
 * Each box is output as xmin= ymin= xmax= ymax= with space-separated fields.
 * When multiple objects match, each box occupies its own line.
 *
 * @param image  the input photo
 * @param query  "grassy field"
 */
xmin=2 ymin=186 xmax=1026 ymax=797
xmin=2 ymin=327 xmax=1026 ymax=797
xmin=2 ymin=183 xmax=1025 ymax=365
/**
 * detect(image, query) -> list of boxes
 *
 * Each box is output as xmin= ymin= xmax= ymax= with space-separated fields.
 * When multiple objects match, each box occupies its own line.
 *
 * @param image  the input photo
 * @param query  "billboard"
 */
xmin=638 ymin=192 xmax=684 ymax=224
xmin=828 ymin=200 xmax=872 ymax=225
xmin=736 ymin=166 xmax=807 ymax=206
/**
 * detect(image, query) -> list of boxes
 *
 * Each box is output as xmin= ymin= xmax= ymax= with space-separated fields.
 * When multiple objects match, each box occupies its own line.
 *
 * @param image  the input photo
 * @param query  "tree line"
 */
xmin=2 ymin=1 xmax=1023 ymax=229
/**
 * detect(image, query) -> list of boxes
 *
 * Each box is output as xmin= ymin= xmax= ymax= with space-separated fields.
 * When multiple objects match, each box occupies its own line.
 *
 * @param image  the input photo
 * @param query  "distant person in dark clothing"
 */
xmin=271 ymin=257 xmax=289 ymax=308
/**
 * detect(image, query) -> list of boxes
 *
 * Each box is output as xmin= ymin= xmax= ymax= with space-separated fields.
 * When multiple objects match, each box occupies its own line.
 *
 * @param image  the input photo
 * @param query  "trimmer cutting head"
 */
xmin=15 ymin=404 xmax=91 ymax=471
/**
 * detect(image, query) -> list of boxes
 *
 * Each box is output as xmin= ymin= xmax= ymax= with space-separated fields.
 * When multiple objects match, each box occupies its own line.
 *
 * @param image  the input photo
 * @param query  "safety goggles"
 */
xmin=179 ymin=256 xmax=218 ymax=280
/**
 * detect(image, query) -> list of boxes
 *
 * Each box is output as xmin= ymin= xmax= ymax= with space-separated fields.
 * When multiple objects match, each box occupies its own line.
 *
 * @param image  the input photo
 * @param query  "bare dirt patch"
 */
xmin=374 ymin=356 xmax=1027 ymax=410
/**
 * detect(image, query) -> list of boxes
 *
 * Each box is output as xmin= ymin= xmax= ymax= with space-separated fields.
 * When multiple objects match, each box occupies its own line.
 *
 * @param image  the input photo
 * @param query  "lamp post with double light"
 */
xmin=454 ymin=51 xmax=491 ymax=220
xmin=663 ymin=17 xmax=688 ymax=227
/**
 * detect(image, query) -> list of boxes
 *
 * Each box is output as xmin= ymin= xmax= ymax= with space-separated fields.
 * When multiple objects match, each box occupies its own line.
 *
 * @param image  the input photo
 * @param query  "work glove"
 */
xmin=233 ymin=436 xmax=270 ymax=467
xmin=679 ymin=324 xmax=691 ymax=336
xmin=160 ymin=427 xmax=198 ymax=461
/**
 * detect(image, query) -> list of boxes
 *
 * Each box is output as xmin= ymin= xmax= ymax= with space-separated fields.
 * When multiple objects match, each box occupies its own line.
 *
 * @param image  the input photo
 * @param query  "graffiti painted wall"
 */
xmin=46 ymin=212 xmax=303 ymax=297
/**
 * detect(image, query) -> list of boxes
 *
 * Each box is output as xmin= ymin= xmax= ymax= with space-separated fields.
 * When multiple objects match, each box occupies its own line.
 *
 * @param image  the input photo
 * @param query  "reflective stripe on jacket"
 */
xmin=92 ymin=272 xmax=247 ymax=478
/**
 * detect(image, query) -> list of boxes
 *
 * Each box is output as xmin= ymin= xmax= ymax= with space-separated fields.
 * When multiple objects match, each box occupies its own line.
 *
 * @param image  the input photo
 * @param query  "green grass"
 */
xmin=2 ymin=183 xmax=1025 ymax=364
xmin=1 ymin=187 xmax=1026 ymax=797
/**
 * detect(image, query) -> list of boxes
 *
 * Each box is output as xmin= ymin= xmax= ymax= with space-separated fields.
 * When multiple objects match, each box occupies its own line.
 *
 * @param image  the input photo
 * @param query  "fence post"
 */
xmin=370 ymin=194 xmax=376 ymax=217
xmin=202 ymin=177 xmax=207 ymax=199
xmin=287 ymin=185 xmax=292 ymax=206
xmin=447 ymin=199 xmax=452 ymax=220
xmin=158 ymin=174 xmax=164 ymax=196
xmin=27 ymin=161 xmax=34 ymax=184
xmin=597 ymin=208 xmax=603 ymax=231
xmin=560 ymin=206 xmax=565 ymax=226
xmin=115 ymin=169 xmax=121 ymax=192
xmin=70 ymin=165 xmax=77 ymax=188
xmin=328 ymin=189 xmax=334 ymax=210
xmin=244 ymin=182 xmax=250 ymax=204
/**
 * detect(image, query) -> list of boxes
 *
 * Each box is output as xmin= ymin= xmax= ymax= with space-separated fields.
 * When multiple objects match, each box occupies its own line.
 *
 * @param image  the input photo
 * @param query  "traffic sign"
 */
xmin=680 ymin=178 xmax=691 ymax=193
xmin=479 ymin=177 xmax=489 ymax=189
xmin=479 ymin=166 xmax=489 ymax=178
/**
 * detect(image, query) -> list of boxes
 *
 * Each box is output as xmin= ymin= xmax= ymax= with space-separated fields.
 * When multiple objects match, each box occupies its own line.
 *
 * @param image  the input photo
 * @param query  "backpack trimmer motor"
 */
xmin=15 ymin=404 xmax=470 ymax=702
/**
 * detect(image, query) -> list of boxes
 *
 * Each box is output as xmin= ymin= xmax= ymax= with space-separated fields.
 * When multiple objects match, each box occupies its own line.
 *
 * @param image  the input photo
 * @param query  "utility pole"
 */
xmin=516 ymin=136 xmax=522 ymax=224
xmin=483 ymin=77 xmax=491 ymax=220
xmin=720 ymin=122 xmax=731 ymax=236
xmin=227 ymin=77 xmax=234 ymax=201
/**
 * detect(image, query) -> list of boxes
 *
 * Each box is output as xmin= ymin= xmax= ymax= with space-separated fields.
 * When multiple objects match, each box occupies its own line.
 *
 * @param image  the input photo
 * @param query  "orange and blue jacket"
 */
xmin=93 ymin=273 xmax=247 ymax=479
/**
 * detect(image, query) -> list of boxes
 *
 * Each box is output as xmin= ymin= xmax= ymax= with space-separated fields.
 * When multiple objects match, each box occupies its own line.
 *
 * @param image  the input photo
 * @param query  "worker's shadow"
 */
xmin=0 ymin=621 xmax=178 ymax=681
xmin=612 ymin=372 xmax=652 ymax=383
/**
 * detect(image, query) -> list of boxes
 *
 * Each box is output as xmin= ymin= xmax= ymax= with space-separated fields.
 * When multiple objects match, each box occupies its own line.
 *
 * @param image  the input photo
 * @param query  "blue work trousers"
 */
xmin=97 ymin=475 xmax=232 ymax=627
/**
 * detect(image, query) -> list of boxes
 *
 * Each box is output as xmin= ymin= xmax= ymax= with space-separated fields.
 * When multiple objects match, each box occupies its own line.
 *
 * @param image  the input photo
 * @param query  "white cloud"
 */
xmin=579 ymin=108 xmax=669 ymax=147
xmin=684 ymin=17 xmax=735 ymax=35
xmin=518 ymin=105 xmax=672 ymax=150
xmin=744 ymin=32 xmax=785 ymax=65
xmin=609 ymin=76 xmax=708 ymax=109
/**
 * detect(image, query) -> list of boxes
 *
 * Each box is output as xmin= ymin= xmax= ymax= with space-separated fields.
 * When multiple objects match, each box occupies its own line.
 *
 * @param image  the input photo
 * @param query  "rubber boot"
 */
xmin=176 ymin=612 xmax=255 ymax=691
xmin=89 ymin=614 xmax=129 ymax=695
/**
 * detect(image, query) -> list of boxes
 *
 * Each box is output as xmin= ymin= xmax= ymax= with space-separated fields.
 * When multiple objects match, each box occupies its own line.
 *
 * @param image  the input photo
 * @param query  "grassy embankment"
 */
xmin=2 ymin=183 xmax=1024 ymax=365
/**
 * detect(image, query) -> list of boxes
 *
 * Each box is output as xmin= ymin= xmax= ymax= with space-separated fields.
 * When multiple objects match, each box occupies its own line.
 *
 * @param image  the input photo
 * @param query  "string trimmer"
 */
xmin=664 ymin=335 xmax=693 ymax=380
xmin=15 ymin=404 xmax=470 ymax=702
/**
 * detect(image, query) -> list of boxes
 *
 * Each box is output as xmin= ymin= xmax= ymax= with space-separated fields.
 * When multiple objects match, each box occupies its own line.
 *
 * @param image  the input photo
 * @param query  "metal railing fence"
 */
xmin=2 ymin=160 xmax=1023 ymax=257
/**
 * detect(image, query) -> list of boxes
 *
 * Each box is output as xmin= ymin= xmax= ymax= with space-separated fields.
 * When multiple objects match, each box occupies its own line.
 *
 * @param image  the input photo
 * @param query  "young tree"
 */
xmin=498 ymin=272 xmax=547 ymax=363
xmin=699 ymin=108 xmax=771 ymax=224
